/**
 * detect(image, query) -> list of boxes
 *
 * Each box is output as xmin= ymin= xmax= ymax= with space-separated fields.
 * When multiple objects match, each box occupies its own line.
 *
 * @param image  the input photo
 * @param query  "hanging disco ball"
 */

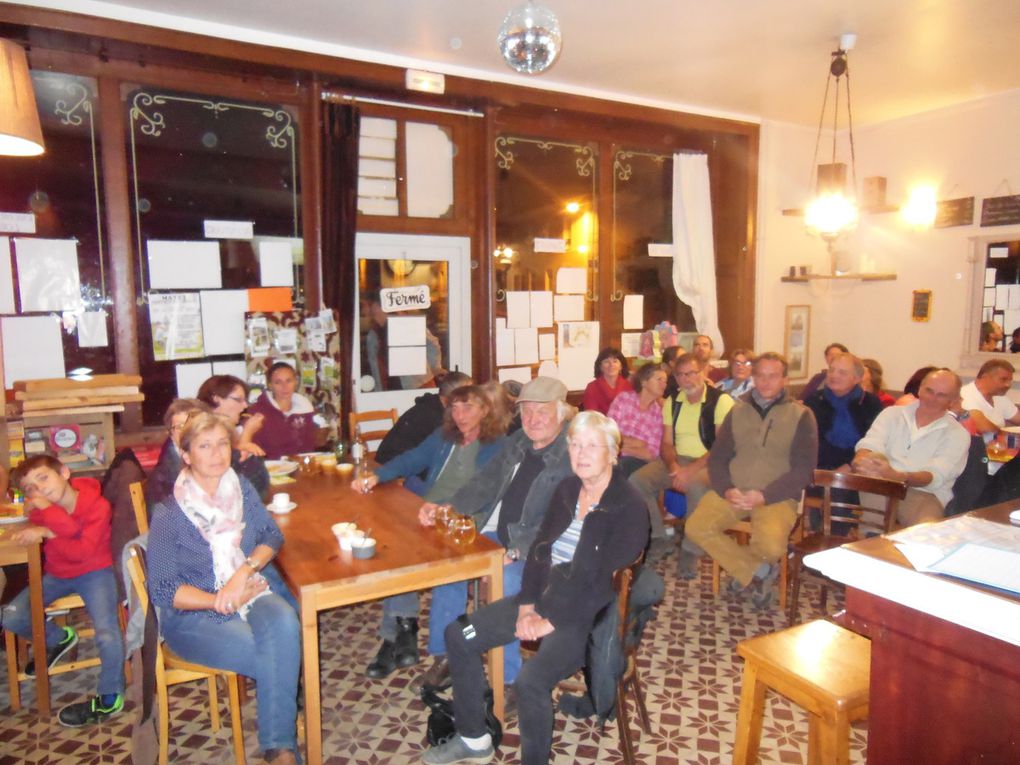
xmin=497 ymin=2 xmax=562 ymax=75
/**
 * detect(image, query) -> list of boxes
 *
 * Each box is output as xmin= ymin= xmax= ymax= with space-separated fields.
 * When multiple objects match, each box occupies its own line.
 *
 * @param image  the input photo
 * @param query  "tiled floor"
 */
xmin=0 ymin=555 xmax=867 ymax=764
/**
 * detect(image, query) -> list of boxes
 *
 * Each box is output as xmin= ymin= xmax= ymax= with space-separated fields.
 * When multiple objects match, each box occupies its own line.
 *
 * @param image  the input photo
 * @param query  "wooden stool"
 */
xmin=732 ymin=619 xmax=870 ymax=765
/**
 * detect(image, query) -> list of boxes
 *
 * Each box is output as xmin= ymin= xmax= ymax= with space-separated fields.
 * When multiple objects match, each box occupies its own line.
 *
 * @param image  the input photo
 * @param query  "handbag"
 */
xmin=421 ymin=685 xmax=502 ymax=750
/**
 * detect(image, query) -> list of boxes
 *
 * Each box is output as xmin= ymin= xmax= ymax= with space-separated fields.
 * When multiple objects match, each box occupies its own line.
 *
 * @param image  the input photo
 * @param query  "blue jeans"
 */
xmin=160 ymin=593 xmax=300 ymax=754
xmin=2 ymin=566 xmax=125 ymax=696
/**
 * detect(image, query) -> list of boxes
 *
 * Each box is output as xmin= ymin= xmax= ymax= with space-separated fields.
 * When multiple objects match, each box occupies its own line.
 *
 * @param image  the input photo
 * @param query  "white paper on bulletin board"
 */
xmin=77 ymin=311 xmax=109 ymax=348
xmin=515 ymin=327 xmax=539 ymax=365
xmin=175 ymin=361 xmax=213 ymax=398
xmin=147 ymin=240 xmax=222 ymax=289
xmin=200 ymin=290 xmax=248 ymax=356
xmin=620 ymin=332 xmax=642 ymax=357
xmin=554 ymin=294 xmax=584 ymax=322
xmin=530 ymin=291 xmax=553 ymax=328
xmin=498 ymin=366 xmax=533 ymax=385
xmin=506 ymin=291 xmax=530 ymax=329
xmin=496 ymin=325 xmax=516 ymax=366
xmin=2 ymin=315 xmax=66 ymax=388
xmin=558 ymin=321 xmax=600 ymax=391
xmin=14 ymin=238 xmax=82 ymax=311
xmin=388 ymin=345 xmax=426 ymax=377
xmin=623 ymin=294 xmax=644 ymax=329
xmin=556 ymin=268 xmax=587 ymax=294
xmin=537 ymin=360 xmax=559 ymax=379
xmin=212 ymin=360 xmax=248 ymax=381
xmin=258 ymin=240 xmax=294 ymax=286
xmin=0 ymin=236 xmax=15 ymax=313
xmin=539 ymin=333 xmax=556 ymax=360
xmin=388 ymin=315 xmax=427 ymax=346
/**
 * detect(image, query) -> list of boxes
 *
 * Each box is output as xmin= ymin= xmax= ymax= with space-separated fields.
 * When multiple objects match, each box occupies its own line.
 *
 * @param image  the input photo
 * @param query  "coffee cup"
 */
xmin=332 ymin=522 xmax=358 ymax=550
xmin=351 ymin=535 xmax=377 ymax=560
xmin=272 ymin=493 xmax=290 ymax=511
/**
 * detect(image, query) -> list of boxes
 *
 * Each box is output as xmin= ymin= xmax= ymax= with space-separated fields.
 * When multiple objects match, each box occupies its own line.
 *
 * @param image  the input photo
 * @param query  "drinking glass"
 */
xmin=354 ymin=463 xmax=373 ymax=493
xmin=434 ymin=504 xmax=455 ymax=534
xmin=448 ymin=515 xmax=477 ymax=547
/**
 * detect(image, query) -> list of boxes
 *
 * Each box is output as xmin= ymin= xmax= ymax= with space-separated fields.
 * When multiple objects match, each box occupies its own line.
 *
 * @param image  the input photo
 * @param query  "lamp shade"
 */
xmin=0 ymin=39 xmax=44 ymax=156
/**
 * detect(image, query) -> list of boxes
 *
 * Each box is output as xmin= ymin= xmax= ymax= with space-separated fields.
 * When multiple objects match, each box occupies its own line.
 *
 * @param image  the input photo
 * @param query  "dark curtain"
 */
xmin=321 ymin=102 xmax=360 ymax=440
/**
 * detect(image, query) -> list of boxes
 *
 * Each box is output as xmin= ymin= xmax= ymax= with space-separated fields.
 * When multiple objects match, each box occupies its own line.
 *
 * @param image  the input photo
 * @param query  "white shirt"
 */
xmin=960 ymin=381 xmax=1018 ymax=441
xmin=855 ymin=401 xmax=970 ymax=506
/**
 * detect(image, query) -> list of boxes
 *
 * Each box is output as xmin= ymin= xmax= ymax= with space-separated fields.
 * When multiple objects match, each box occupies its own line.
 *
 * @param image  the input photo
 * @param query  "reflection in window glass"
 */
xmin=982 ymin=240 xmax=1020 ymax=352
xmin=358 ymin=259 xmax=449 ymax=392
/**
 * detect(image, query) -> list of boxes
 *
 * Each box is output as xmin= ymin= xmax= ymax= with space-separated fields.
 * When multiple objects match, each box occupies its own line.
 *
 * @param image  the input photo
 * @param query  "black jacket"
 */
xmin=375 ymin=392 xmax=444 ymax=465
xmin=520 ymin=469 xmax=650 ymax=634
xmin=803 ymin=387 xmax=883 ymax=469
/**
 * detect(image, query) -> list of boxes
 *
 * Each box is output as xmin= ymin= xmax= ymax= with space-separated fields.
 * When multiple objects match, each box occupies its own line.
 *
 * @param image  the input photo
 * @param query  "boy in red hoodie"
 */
xmin=3 ymin=455 xmax=125 ymax=726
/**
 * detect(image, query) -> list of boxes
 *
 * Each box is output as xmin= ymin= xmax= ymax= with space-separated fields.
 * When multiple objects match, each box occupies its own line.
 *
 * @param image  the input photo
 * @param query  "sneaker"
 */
xmin=422 ymin=736 xmax=495 ymax=765
xmin=750 ymin=564 xmax=780 ymax=610
xmin=25 ymin=626 xmax=77 ymax=677
xmin=410 ymin=657 xmax=450 ymax=693
xmin=58 ymin=693 xmax=124 ymax=727
xmin=676 ymin=549 xmax=700 ymax=580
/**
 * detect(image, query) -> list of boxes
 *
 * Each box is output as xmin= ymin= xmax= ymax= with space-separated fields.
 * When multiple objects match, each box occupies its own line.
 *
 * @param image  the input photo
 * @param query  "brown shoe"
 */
xmin=410 ymin=657 xmax=450 ymax=693
xmin=263 ymin=749 xmax=297 ymax=765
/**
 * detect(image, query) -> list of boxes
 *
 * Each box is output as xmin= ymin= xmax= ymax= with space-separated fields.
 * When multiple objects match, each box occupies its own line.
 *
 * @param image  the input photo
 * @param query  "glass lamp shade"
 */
xmin=497 ymin=2 xmax=562 ymax=74
xmin=804 ymin=192 xmax=858 ymax=239
xmin=0 ymin=39 xmax=45 ymax=156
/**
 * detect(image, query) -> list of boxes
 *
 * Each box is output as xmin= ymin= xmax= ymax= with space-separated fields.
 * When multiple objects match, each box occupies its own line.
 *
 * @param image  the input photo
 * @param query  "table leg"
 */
xmin=301 ymin=593 xmax=322 ymax=765
xmin=27 ymin=542 xmax=50 ymax=716
xmin=485 ymin=553 xmax=505 ymax=722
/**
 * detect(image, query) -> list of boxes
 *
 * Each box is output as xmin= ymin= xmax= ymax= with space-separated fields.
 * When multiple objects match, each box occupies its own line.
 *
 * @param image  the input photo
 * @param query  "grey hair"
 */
xmin=567 ymin=410 xmax=621 ymax=461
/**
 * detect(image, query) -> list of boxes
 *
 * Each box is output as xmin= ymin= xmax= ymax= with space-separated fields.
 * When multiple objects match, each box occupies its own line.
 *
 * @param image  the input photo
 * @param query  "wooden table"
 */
xmin=0 ymin=522 xmax=51 ymax=715
xmin=272 ymin=469 xmax=505 ymax=765
xmin=805 ymin=501 xmax=1020 ymax=764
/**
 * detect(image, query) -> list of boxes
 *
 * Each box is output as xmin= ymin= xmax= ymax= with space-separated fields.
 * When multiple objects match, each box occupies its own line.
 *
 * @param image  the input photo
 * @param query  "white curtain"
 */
xmin=671 ymin=152 xmax=723 ymax=353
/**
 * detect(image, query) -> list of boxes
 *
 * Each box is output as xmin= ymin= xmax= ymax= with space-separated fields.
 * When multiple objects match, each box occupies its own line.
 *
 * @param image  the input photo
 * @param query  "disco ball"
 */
xmin=497 ymin=2 xmax=562 ymax=75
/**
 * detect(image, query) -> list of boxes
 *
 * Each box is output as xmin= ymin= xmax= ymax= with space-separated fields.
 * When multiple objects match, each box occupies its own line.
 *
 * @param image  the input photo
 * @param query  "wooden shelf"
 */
xmin=781 ymin=273 xmax=897 ymax=283
xmin=782 ymin=205 xmax=899 ymax=216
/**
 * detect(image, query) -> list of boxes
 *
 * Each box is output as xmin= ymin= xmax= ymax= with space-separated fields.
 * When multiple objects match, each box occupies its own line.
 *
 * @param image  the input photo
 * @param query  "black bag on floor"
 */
xmin=421 ymin=685 xmax=502 ymax=750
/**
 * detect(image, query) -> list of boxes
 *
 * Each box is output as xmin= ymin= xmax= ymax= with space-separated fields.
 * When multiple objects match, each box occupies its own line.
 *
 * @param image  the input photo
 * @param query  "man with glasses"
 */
xmin=630 ymin=354 xmax=734 ymax=563
xmin=717 ymin=349 xmax=756 ymax=397
xmin=411 ymin=377 xmax=574 ymax=706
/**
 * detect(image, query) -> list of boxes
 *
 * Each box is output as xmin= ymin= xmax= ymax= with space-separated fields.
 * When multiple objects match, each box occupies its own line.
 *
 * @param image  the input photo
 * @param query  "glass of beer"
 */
xmin=435 ymin=504 xmax=455 ymax=535
xmin=448 ymin=515 xmax=477 ymax=547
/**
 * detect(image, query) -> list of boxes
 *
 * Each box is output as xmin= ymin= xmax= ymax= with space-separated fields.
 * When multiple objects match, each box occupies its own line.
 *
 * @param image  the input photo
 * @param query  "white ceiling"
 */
xmin=15 ymin=0 xmax=1020 ymax=126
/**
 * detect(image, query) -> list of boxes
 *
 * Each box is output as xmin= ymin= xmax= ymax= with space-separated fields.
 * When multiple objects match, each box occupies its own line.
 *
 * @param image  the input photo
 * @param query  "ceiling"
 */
xmin=13 ymin=0 xmax=1020 ymax=126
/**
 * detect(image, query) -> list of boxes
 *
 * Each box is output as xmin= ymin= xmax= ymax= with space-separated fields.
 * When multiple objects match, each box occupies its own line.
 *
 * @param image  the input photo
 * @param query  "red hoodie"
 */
xmin=28 ymin=477 xmax=113 ymax=579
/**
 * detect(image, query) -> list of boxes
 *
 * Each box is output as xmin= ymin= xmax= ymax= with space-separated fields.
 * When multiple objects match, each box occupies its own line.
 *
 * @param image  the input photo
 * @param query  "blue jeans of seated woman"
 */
xmin=380 ymin=531 xmax=526 ymax=682
xmin=2 ymin=566 xmax=125 ymax=696
xmin=160 ymin=593 xmax=300 ymax=754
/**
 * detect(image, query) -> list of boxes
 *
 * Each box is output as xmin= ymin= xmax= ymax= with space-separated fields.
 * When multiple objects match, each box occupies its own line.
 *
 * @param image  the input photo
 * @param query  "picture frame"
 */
xmin=911 ymin=289 xmax=933 ymax=322
xmin=784 ymin=305 xmax=811 ymax=381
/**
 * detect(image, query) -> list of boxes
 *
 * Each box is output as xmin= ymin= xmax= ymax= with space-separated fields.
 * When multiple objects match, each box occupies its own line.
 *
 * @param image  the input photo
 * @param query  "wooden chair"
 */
xmin=786 ymin=470 xmax=907 ymax=624
xmin=129 ymin=479 xmax=148 ymax=534
xmin=349 ymin=408 xmax=399 ymax=458
xmin=732 ymin=619 xmax=870 ymax=765
xmin=124 ymin=544 xmax=246 ymax=765
xmin=612 ymin=555 xmax=653 ymax=765
xmin=710 ymin=512 xmax=803 ymax=612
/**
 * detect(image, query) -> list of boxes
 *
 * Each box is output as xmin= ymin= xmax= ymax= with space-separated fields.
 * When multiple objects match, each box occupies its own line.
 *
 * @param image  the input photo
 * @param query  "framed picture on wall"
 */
xmin=784 ymin=305 xmax=811 ymax=381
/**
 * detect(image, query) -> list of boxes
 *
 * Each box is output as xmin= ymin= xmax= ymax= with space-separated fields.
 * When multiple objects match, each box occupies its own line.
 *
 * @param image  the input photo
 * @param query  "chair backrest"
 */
xmin=129 ymin=480 xmax=149 ymax=535
xmin=812 ymin=469 xmax=908 ymax=536
xmin=349 ymin=408 xmax=399 ymax=457
xmin=613 ymin=553 xmax=646 ymax=647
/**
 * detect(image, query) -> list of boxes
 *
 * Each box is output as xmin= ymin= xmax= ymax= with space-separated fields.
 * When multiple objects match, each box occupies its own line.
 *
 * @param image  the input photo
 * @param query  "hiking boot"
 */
xmin=58 ymin=693 xmax=124 ymax=727
xmin=410 ymin=657 xmax=450 ymax=693
xmin=26 ymin=626 xmax=77 ymax=677
xmin=394 ymin=617 xmax=420 ymax=668
xmin=750 ymin=564 xmax=780 ymax=610
xmin=676 ymin=549 xmax=700 ymax=580
xmin=365 ymin=640 xmax=398 ymax=679
xmin=421 ymin=736 xmax=495 ymax=765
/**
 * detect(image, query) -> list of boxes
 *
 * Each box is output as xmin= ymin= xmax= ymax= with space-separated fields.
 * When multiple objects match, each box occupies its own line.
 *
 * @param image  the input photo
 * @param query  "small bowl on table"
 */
xmin=351 ymin=535 xmax=377 ymax=560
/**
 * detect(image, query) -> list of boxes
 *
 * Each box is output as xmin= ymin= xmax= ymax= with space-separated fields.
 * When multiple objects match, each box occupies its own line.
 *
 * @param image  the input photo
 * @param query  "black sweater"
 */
xmin=519 ymin=469 xmax=649 ymax=634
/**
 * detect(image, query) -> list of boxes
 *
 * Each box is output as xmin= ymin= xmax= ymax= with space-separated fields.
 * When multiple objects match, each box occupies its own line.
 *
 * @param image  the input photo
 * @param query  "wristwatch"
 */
xmin=244 ymin=556 xmax=261 ymax=572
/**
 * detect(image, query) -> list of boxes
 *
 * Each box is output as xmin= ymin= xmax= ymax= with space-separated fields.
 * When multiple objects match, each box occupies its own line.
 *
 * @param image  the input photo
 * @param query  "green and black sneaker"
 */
xmin=25 ymin=625 xmax=77 ymax=677
xmin=58 ymin=693 xmax=124 ymax=727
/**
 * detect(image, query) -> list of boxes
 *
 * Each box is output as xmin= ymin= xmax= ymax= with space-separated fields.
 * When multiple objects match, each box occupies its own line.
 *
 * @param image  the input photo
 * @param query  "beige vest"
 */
xmin=728 ymin=398 xmax=805 ymax=491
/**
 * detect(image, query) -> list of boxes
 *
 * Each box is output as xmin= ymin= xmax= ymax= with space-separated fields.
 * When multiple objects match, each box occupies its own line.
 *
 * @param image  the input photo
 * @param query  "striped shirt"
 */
xmin=550 ymin=503 xmax=586 ymax=565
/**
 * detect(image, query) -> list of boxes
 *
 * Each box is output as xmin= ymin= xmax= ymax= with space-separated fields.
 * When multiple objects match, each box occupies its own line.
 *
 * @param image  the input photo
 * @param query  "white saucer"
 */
xmin=270 ymin=502 xmax=297 ymax=515
xmin=1010 ymin=509 xmax=1020 ymax=525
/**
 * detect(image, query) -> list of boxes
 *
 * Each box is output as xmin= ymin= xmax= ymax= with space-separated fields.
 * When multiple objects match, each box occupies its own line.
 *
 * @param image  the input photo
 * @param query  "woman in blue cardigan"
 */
xmin=352 ymin=384 xmax=507 ymax=680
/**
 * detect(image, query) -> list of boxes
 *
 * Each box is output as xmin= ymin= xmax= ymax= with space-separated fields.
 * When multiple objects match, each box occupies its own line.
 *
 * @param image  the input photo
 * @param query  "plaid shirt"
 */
xmin=607 ymin=391 xmax=664 ymax=458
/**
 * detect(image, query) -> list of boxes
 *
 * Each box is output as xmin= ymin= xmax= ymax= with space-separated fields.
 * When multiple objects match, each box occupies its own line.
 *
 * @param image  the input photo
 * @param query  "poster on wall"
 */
xmin=783 ymin=305 xmax=810 ymax=381
xmin=149 ymin=293 xmax=205 ymax=361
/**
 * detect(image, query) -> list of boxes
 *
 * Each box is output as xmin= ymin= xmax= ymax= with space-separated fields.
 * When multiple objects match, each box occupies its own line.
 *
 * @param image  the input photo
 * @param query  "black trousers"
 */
xmin=444 ymin=596 xmax=589 ymax=765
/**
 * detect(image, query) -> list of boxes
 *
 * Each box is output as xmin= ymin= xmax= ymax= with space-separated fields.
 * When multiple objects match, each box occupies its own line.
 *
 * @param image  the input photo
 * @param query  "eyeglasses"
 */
xmin=733 ymin=360 xmax=752 ymax=367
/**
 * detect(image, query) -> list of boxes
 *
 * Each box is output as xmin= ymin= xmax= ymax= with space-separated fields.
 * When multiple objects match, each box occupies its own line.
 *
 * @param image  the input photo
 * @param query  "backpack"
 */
xmin=421 ymin=685 xmax=502 ymax=749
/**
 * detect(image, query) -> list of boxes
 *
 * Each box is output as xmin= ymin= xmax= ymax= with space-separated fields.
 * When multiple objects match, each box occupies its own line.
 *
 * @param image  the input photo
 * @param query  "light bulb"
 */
xmin=902 ymin=186 xmax=936 ymax=227
xmin=805 ymin=193 xmax=858 ymax=238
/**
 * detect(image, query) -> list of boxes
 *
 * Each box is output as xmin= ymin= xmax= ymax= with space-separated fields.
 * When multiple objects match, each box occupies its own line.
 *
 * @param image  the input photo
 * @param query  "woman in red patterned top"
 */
xmin=607 ymin=363 xmax=668 ymax=475
xmin=581 ymin=347 xmax=632 ymax=414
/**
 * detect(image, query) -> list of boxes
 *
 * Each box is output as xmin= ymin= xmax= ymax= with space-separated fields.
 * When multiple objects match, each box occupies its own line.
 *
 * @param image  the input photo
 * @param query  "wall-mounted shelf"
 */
xmin=781 ymin=273 xmax=897 ymax=283
xmin=781 ymin=205 xmax=900 ymax=217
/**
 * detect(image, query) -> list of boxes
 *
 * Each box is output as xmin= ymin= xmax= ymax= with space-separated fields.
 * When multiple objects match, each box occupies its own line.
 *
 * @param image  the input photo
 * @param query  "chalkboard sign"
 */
xmin=934 ymin=197 xmax=974 ymax=228
xmin=911 ymin=290 xmax=932 ymax=322
xmin=981 ymin=195 xmax=1020 ymax=227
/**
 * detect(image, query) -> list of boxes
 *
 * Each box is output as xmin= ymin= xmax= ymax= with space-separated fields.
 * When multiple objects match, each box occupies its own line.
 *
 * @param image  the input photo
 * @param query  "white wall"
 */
xmin=755 ymin=88 xmax=1020 ymax=391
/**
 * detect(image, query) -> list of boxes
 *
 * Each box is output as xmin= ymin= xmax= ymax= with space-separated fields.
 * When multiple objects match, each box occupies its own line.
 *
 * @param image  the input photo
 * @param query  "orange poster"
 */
xmin=247 ymin=287 xmax=293 ymax=312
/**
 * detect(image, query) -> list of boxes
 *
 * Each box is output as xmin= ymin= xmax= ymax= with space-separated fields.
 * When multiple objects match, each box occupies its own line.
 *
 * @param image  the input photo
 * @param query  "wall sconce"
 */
xmin=0 ymin=39 xmax=45 ymax=156
xmin=901 ymin=186 xmax=937 ymax=227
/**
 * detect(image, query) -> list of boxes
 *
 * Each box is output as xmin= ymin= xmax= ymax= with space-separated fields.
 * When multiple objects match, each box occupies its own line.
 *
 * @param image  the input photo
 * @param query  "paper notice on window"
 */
xmin=1009 ymin=285 xmax=1020 ymax=310
xmin=212 ymin=360 xmax=247 ymax=380
xmin=0 ymin=212 xmax=35 ymax=234
xmin=623 ymin=294 xmax=644 ymax=330
xmin=388 ymin=315 xmax=427 ymax=346
xmin=537 ymin=360 xmax=559 ymax=379
xmin=388 ymin=345 xmax=426 ymax=377
xmin=506 ymin=291 xmax=530 ymax=329
xmin=0 ymin=237 xmax=14 ymax=313
xmin=984 ymin=288 xmax=997 ymax=307
xmin=560 ymin=321 xmax=600 ymax=350
xmin=534 ymin=237 xmax=566 ymax=253
xmin=985 ymin=268 xmax=997 ymax=288
xmin=620 ymin=332 xmax=642 ymax=358
xmin=539 ymin=333 xmax=556 ymax=360
xmin=248 ymin=287 xmax=292 ymax=312
xmin=14 ymin=238 xmax=82 ymax=311
xmin=515 ymin=327 xmax=539 ymax=365
xmin=554 ymin=294 xmax=584 ymax=322
xmin=1 ymin=315 xmax=65 ymax=388
xmin=258 ymin=240 xmax=294 ymax=286
xmin=175 ymin=361 xmax=213 ymax=398
xmin=496 ymin=324 xmax=516 ymax=366
xmin=148 ymin=240 xmax=222 ymax=289
xmin=556 ymin=267 xmax=587 ymax=294
xmin=498 ymin=366 xmax=533 ymax=385
xmin=77 ymin=311 xmax=109 ymax=348
xmin=996 ymin=285 xmax=1010 ymax=308
xmin=149 ymin=293 xmax=205 ymax=360
xmin=990 ymin=246 xmax=1009 ymax=259
xmin=203 ymin=220 xmax=254 ymax=239
xmin=559 ymin=347 xmax=598 ymax=391
xmin=530 ymin=291 xmax=553 ymax=328
xmin=200 ymin=290 xmax=248 ymax=356
xmin=648 ymin=243 xmax=674 ymax=258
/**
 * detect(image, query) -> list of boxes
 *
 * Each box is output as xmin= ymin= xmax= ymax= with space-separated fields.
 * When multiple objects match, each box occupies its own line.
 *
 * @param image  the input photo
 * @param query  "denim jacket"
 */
xmin=373 ymin=427 xmax=506 ymax=498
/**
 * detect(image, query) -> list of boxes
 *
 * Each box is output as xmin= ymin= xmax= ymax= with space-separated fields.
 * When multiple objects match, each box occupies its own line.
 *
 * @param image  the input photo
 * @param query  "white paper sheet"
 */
xmin=1 ymin=315 xmax=65 ymax=388
xmin=554 ymin=294 xmax=585 ymax=322
xmin=498 ymin=366 xmax=533 ymax=385
xmin=77 ymin=310 xmax=108 ymax=348
xmin=150 ymin=293 xmax=205 ymax=360
xmin=496 ymin=325 xmax=516 ymax=366
xmin=555 ymin=268 xmax=587 ymax=294
xmin=204 ymin=220 xmax=254 ymax=239
xmin=560 ymin=321 xmax=600 ymax=350
xmin=534 ymin=237 xmax=566 ymax=253
xmin=258 ymin=240 xmax=294 ymax=286
xmin=648 ymin=243 xmax=674 ymax=258
xmin=996 ymin=285 xmax=1010 ymax=308
xmin=0 ymin=212 xmax=35 ymax=233
xmin=0 ymin=236 xmax=15 ymax=313
xmin=388 ymin=315 xmax=427 ymax=346
xmin=200 ymin=290 xmax=248 ymax=355
xmin=983 ymin=307 xmax=994 ymax=322
xmin=14 ymin=238 xmax=82 ymax=311
xmin=1009 ymin=285 xmax=1020 ymax=310
xmin=537 ymin=360 xmax=559 ymax=379
xmin=388 ymin=345 xmax=427 ymax=376
xmin=539 ymin=333 xmax=556 ymax=360
xmin=506 ymin=291 xmax=530 ymax=329
xmin=529 ymin=291 xmax=553 ymax=328
xmin=990 ymin=246 xmax=1009 ymax=259
xmin=559 ymin=347 xmax=598 ymax=391
xmin=515 ymin=327 xmax=539 ymax=365
xmin=1003 ymin=310 xmax=1020 ymax=335
xmin=212 ymin=360 xmax=248 ymax=380
xmin=984 ymin=288 xmax=997 ymax=307
xmin=620 ymin=332 xmax=642 ymax=357
xmin=175 ymin=361 xmax=213 ymax=398
xmin=985 ymin=268 xmax=997 ymax=288
xmin=623 ymin=294 xmax=644 ymax=330
xmin=147 ymin=240 xmax=222 ymax=289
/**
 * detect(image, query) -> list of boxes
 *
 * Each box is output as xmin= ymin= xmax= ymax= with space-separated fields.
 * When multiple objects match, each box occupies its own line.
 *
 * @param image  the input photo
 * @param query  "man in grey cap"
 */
xmin=411 ymin=376 xmax=575 ymax=701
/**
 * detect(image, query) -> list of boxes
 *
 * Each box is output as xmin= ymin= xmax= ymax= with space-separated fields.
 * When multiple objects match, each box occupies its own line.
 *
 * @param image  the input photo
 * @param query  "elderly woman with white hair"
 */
xmin=422 ymin=411 xmax=650 ymax=765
